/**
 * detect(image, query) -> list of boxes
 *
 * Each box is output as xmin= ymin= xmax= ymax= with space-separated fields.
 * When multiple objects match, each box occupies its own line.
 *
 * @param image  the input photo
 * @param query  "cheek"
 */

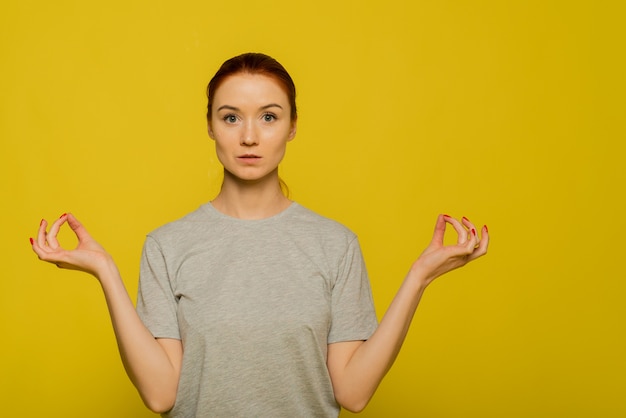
xmin=212 ymin=136 xmax=231 ymax=164
xmin=271 ymin=140 xmax=288 ymax=163
xmin=263 ymin=124 xmax=292 ymax=144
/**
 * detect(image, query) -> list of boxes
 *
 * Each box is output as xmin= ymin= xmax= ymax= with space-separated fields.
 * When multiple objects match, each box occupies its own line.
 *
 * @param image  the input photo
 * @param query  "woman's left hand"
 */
xmin=410 ymin=214 xmax=489 ymax=288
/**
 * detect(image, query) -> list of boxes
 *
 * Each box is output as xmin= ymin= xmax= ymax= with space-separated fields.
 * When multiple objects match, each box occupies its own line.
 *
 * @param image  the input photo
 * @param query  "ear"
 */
xmin=287 ymin=119 xmax=297 ymax=142
xmin=207 ymin=121 xmax=215 ymax=140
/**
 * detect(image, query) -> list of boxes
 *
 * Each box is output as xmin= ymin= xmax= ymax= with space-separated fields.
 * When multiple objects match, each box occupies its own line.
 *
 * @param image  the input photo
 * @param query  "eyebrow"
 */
xmin=217 ymin=103 xmax=284 ymax=112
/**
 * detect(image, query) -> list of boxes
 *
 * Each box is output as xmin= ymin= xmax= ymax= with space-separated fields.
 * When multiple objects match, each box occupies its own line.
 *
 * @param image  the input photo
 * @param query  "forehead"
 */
xmin=213 ymin=73 xmax=290 ymax=107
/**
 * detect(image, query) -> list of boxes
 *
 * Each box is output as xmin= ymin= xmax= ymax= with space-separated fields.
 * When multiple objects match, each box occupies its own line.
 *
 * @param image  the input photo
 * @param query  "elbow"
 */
xmin=140 ymin=387 xmax=177 ymax=414
xmin=144 ymin=396 xmax=175 ymax=414
xmin=339 ymin=399 xmax=369 ymax=414
xmin=336 ymin=392 xmax=372 ymax=414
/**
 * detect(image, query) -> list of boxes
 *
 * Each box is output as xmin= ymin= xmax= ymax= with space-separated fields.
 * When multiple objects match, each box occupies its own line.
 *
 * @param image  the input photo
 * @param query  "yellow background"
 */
xmin=2 ymin=1 xmax=624 ymax=417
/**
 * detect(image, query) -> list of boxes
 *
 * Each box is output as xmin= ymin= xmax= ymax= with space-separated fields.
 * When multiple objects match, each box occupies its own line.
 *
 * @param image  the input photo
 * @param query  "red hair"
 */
xmin=206 ymin=53 xmax=297 ymax=122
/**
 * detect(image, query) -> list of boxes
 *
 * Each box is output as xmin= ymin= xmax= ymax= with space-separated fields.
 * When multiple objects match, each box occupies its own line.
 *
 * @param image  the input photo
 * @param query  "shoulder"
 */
xmin=286 ymin=203 xmax=358 ymax=246
xmin=145 ymin=204 xmax=214 ymax=245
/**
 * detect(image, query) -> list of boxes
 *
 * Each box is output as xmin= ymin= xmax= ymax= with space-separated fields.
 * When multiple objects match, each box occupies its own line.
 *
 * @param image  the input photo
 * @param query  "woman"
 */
xmin=31 ymin=53 xmax=489 ymax=417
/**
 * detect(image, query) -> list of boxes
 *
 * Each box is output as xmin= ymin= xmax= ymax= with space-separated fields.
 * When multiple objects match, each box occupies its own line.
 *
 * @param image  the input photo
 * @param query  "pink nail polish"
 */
xmin=463 ymin=216 xmax=469 ymax=222
xmin=29 ymin=237 xmax=34 ymax=245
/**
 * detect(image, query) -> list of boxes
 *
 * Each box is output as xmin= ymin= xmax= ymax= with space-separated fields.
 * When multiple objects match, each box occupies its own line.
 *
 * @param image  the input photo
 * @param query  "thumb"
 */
xmin=430 ymin=214 xmax=447 ymax=246
xmin=66 ymin=213 xmax=93 ymax=243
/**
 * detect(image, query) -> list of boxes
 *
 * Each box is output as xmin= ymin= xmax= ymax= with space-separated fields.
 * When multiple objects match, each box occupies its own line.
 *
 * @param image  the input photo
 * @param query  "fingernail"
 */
xmin=443 ymin=214 xmax=451 ymax=218
xmin=463 ymin=216 xmax=469 ymax=222
xmin=40 ymin=219 xmax=44 ymax=226
xmin=59 ymin=213 xmax=67 ymax=218
xmin=29 ymin=237 xmax=34 ymax=245
xmin=471 ymin=228 xmax=476 ymax=236
xmin=484 ymin=225 xmax=488 ymax=233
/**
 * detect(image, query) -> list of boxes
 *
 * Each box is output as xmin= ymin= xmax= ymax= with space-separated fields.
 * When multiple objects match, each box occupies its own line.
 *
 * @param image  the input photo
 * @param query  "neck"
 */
xmin=211 ymin=169 xmax=291 ymax=220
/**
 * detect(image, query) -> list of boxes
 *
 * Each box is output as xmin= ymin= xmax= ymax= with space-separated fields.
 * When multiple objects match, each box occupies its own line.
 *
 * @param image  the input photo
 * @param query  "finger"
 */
xmin=465 ymin=226 xmax=479 ymax=253
xmin=464 ymin=225 xmax=489 ymax=262
xmin=36 ymin=218 xmax=48 ymax=248
xmin=45 ymin=213 xmax=68 ymax=250
xmin=31 ymin=235 xmax=42 ymax=254
xmin=66 ymin=213 xmax=92 ymax=243
xmin=462 ymin=216 xmax=480 ymax=248
xmin=443 ymin=215 xmax=469 ymax=245
xmin=31 ymin=237 xmax=47 ymax=259
xmin=468 ymin=225 xmax=490 ymax=260
xmin=31 ymin=232 xmax=64 ymax=266
xmin=431 ymin=214 xmax=448 ymax=245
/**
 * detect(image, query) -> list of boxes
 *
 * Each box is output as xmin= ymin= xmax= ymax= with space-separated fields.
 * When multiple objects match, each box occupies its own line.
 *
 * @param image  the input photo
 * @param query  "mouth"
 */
xmin=237 ymin=154 xmax=261 ymax=163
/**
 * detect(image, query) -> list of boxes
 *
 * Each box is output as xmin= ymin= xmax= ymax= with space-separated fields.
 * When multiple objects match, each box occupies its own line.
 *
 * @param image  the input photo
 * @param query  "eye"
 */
xmin=262 ymin=113 xmax=277 ymax=122
xmin=223 ymin=114 xmax=238 ymax=124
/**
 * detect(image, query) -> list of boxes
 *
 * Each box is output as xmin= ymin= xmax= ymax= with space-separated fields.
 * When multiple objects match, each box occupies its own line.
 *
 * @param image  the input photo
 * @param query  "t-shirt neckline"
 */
xmin=202 ymin=201 xmax=298 ymax=223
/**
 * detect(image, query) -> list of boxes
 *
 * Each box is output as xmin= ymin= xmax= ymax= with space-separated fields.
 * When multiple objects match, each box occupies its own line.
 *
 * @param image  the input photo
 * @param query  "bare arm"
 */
xmin=31 ymin=213 xmax=182 ymax=413
xmin=327 ymin=214 xmax=489 ymax=412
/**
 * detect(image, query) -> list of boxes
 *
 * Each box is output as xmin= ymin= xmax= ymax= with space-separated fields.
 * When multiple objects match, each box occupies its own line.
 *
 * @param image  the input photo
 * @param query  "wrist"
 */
xmin=407 ymin=262 xmax=434 ymax=291
xmin=95 ymin=256 xmax=120 ymax=285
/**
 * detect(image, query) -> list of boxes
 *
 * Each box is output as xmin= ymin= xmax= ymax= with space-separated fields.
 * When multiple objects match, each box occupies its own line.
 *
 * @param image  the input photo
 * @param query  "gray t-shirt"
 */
xmin=136 ymin=202 xmax=378 ymax=417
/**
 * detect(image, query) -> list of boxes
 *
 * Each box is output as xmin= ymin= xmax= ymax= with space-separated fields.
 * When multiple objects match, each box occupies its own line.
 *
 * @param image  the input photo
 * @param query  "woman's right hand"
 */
xmin=31 ymin=213 xmax=114 ymax=279
xmin=31 ymin=213 xmax=181 ymax=411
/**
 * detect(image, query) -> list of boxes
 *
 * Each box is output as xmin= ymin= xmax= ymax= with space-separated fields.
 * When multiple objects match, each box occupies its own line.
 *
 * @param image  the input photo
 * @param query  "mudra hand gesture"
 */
xmin=411 ymin=214 xmax=489 ymax=289
xmin=30 ymin=213 xmax=115 ymax=279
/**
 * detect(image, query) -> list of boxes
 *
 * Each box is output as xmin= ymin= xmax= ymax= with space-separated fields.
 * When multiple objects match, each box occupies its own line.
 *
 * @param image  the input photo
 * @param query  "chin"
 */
xmin=225 ymin=169 xmax=277 ymax=184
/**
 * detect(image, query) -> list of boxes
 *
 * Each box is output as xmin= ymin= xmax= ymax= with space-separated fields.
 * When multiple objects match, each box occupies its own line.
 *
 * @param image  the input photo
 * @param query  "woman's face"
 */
xmin=209 ymin=73 xmax=297 ymax=184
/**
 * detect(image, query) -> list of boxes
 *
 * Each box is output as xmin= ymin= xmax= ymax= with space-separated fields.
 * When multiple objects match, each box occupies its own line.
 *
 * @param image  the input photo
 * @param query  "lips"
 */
xmin=237 ymin=154 xmax=261 ymax=164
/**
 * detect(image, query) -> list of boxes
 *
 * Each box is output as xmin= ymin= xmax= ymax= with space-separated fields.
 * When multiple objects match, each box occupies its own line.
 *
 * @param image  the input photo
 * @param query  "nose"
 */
xmin=241 ymin=120 xmax=258 ymax=146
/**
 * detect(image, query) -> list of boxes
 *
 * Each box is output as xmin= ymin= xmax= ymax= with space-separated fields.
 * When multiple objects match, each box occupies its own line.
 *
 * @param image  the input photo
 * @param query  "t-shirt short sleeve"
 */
xmin=136 ymin=236 xmax=181 ymax=340
xmin=328 ymin=236 xmax=378 ymax=343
